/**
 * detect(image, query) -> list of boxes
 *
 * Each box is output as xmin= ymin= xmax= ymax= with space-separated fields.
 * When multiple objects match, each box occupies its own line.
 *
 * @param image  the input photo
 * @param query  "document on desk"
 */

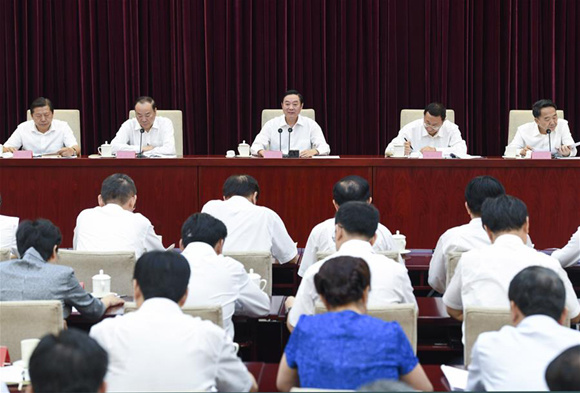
xmin=312 ymin=155 xmax=340 ymax=159
xmin=441 ymin=365 xmax=468 ymax=391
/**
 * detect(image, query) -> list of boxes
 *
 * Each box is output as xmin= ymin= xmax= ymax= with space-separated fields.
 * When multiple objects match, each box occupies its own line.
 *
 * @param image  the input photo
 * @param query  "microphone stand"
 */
xmin=547 ymin=129 xmax=552 ymax=158
xmin=137 ymin=128 xmax=145 ymax=158
xmin=278 ymin=128 xmax=283 ymax=153
xmin=288 ymin=127 xmax=293 ymax=155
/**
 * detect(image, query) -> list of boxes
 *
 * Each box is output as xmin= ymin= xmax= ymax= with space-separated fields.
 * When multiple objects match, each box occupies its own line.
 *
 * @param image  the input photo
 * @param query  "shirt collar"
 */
xmin=493 ymin=233 xmax=526 ymax=247
xmin=133 ymin=117 xmax=159 ymax=132
xmin=22 ymin=247 xmax=47 ymax=264
xmin=137 ymin=298 xmax=183 ymax=315
xmin=517 ymin=314 xmax=561 ymax=330
xmin=421 ymin=124 xmax=444 ymax=139
xmin=224 ymin=195 xmax=253 ymax=206
xmin=102 ymin=203 xmax=127 ymax=212
xmin=30 ymin=121 xmax=56 ymax=135
xmin=468 ymin=217 xmax=483 ymax=227
xmin=276 ymin=114 xmax=305 ymax=128
xmin=337 ymin=239 xmax=374 ymax=254
xmin=182 ymin=242 xmax=218 ymax=258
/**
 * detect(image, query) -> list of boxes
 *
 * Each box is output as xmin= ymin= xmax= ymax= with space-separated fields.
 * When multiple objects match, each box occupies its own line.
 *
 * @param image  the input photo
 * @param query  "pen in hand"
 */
xmin=404 ymin=138 xmax=413 ymax=151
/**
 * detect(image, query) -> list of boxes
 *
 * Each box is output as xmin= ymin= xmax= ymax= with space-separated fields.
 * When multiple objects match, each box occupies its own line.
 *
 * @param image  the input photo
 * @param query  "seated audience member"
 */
xmin=180 ymin=213 xmax=270 ymax=338
xmin=385 ymin=102 xmax=467 ymax=157
xmin=28 ymin=329 xmax=108 ymax=393
xmin=202 ymin=174 xmax=298 ymax=264
xmin=2 ymin=97 xmax=80 ymax=156
xmin=467 ymin=267 xmax=580 ymax=391
xmin=251 ymin=89 xmax=330 ymax=158
xmin=300 ymin=175 xmax=395 ymax=277
xmin=443 ymin=195 xmax=580 ymax=329
xmin=0 ymin=219 xmax=122 ymax=319
xmin=545 ymin=345 xmax=580 ymax=391
xmin=287 ymin=201 xmax=416 ymax=332
xmin=551 ymin=227 xmax=580 ymax=268
xmin=90 ymin=251 xmax=257 ymax=392
xmin=73 ymin=173 xmax=165 ymax=258
xmin=506 ymin=99 xmax=576 ymax=157
xmin=277 ymin=257 xmax=432 ymax=391
xmin=111 ymin=96 xmax=176 ymax=156
xmin=0 ymin=194 xmax=19 ymax=254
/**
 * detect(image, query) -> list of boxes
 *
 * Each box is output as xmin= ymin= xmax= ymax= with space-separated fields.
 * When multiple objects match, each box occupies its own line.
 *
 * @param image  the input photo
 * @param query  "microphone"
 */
xmin=547 ymin=128 xmax=552 ymax=157
xmin=137 ymin=128 xmax=145 ymax=158
xmin=278 ymin=128 xmax=283 ymax=152
xmin=288 ymin=127 xmax=293 ymax=154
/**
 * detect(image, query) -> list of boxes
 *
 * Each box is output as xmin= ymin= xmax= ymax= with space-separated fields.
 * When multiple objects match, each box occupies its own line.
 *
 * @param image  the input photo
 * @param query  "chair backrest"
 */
xmin=464 ymin=307 xmax=512 ymax=365
xmin=261 ymin=109 xmax=315 ymax=128
xmin=316 ymin=250 xmax=400 ymax=264
xmin=223 ymin=251 xmax=273 ymax=296
xmin=129 ymin=110 xmax=184 ymax=156
xmin=315 ymin=303 xmax=417 ymax=353
xmin=124 ymin=302 xmax=224 ymax=328
xmin=27 ymin=109 xmax=82 ymax=148
xmin=400 ymin=109 xmax=455 ymax=129
xmin=0 ymin=248 xmax=11 ymax=262
xmin=445 ymin=250 xmax=466 ymax=288
xmin=0 ymin=300 xmax=63 ymax=359
xmin=508 ymin=110 xmax=565 ymax=144
xmin=56 ymin=250 xmax=136 ymax=296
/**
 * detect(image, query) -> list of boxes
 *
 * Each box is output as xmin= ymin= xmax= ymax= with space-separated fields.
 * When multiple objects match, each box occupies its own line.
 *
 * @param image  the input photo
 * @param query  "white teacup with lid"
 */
xmin=98 ymin=141 xmax=113 ymax=157
xmin=238 ymin=140 xmax=251 ymax=157
xmin=247 ymin=268 xmax=267 ymax=291
xmin=92 ymin=269 xmax=111 ymax=297
xmin=392 ymin=230 xmax=407 ymax=252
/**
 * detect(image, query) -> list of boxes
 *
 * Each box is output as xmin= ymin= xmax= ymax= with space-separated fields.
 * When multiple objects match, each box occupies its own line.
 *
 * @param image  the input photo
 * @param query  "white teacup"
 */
xmin=392 ymin=230 xmax=407 ymax=252
xmin=226 ymin=150 xmax=235 ymax=158
xmin=21 ymin=338 xmax=40 ymax=369
xmin=92 ymin=269 xmax=111 ymax=297
xmin=98 ymin=143 xmax=113 ymax=157
xmin=504 ymin=146 xmax=518 ymax=158
xmin=393 ymin=144 xmax=405 ymax=158
xmin=248 ymin=269 xmax=267 ymax=291
xmin=238 ymin=140 xmax=251 ymax=157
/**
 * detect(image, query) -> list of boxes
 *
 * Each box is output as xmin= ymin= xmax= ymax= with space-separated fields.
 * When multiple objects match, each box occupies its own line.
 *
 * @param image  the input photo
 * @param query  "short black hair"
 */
xmin=424 ymin=102 xmax=446 ymax=121
xmin=100 ymin=173 xmax=137 ymax=205
xmin=181 ymin=212 xmax=227 ymax=248
xmin=481 ymin=195 xmax=528 ymax=234
xmin=314 ymin=256 xmax=371 ymax=308
xmin=134 ymin=96 xmax=157 ymax=111
xmin=133 ymin=251 xmax=190 ymax=303
xmin=464 ymin=176 xmax=506 ymax=215
xmin=222 ymin=174 xmax=260 ymax=199
xmin=16 ymin=219 xmax=62 ymax=261
xmin=30 ymin=97 xmax=54 ymax=115
xmin=508 ymin=266 xmax=565 ymax=321
xmin=335 ymin=201 xmax=379 ymax=239
xmin=282 ymin=89 xmax=304 ymax=105
xmin=332 ymin=176 xmax=371 ymax=206
xmin=29 ymin=328 xmax=107 ymax=393
xmin=546 ymin=345 xmax=580 ymax=391
xmin=532 ymin=99 xmax=557 ymax=118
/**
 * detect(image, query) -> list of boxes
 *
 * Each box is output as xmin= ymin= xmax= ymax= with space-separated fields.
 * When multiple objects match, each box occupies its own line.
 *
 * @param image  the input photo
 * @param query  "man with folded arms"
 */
xmin=467 ymin=266 xmax=580 ymax=391
xmin=2 ymin=97 xmax=79 ymax=156
xmin=287 ymin=201 xmax=416 ymax=332
xmin=90 ymin=251 xmax=257 ymax=392
xmin=180 ymin=212 xmax=270 ymax=338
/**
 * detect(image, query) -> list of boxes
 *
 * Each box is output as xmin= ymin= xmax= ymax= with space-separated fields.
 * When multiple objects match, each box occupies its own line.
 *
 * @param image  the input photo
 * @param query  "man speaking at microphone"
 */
xmin=251 ymin=90 xmax=330 ymax=158
xmin=506 ymin=99 xmax=576 ymax=157
xmin=111 ymin=96 xmax=176 ymax=157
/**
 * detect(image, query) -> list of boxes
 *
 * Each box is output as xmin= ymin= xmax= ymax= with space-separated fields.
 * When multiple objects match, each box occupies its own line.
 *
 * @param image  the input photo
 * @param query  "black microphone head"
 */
xmin=278 ymin=128 xmax=283 ymax=134
xmin=140 ymin=128 xmax=145 ymax=134
xmin=547 ymin=129 xmax=552 ymax=134
xmin=288 ymin=127 xmax=293 ymax=133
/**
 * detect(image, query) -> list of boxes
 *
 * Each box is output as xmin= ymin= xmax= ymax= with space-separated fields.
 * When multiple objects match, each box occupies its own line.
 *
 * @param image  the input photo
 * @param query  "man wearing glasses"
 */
xmin=385 ymin=102 xmax=467 ymax=157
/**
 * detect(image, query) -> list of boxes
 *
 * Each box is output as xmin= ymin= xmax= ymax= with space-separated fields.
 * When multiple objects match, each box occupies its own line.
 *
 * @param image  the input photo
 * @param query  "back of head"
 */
xmin=29 ymin=328 xmax=107 ymax=393
xmin=100 ymin=173 xmax=137 ymax=205
xmin=424 ymin=102 xmax=446 ymax=121
xmin=335 ymin=201 xmax=379 ymax=239
xmin=30 ymin=97 xmax=54 ymax=114
xmin=546 ymin=345 xmax=580 ymax=391
xmin=481 ymin=194 xmax=527 ymax=234
xmin=314 ymin=256 xmax=371 ymax=308
xmin=332 ymin=175 xmax=371 ymax=206
xmin=16 ymin=219 xmax=62 ymax=261
xmin=222 ymin=174 xmax=260 ymax=199
xmin=133 ymin=251 xmax=190 ymax=303
xmin=464 ymin=176 xmax=506 ymax=215
xmin=532 ymin=99 xmax=557 ymax=118
xmin=181 ymin=212 xmax=227 ymax=248
xmin=508 ymin=266 xmax=565 ymax=321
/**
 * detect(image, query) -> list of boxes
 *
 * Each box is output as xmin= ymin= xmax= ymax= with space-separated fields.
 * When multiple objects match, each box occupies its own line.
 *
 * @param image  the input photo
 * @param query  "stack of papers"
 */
xmin=441 ymin=365 xmax=468 ymax=391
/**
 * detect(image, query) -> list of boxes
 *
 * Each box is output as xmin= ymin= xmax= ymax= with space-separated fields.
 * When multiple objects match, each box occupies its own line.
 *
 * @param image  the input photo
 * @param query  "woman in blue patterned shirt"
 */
xmin=276 ymin=256 xmax=432 ymax=391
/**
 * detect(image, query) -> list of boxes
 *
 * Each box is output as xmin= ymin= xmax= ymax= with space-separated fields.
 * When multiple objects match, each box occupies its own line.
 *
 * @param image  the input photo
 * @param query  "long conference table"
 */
xmin=1 ymin=156 xmax=579 ymax=249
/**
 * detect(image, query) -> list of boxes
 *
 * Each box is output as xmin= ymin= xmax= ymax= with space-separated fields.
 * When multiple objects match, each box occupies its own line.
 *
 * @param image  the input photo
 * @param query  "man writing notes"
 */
xmin=111 ymin=96 xmax=176 ymax=156
xmin=251 ymin=90 xmax=330 ymax=158
xmin=2 ymin=97 xmax=80 ymax=156
xmin=506 ymin=99 xmax=576 ymax=157
xmin=385 ymin=102 xmax=467 ymax=157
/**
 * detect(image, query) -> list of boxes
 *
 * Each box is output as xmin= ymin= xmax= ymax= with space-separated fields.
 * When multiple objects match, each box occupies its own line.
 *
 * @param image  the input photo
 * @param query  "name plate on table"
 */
xmin=263 ymin=151 xmax=283 ymax=158
xmin=116 ymin=151 xmax=136 ymax=159
xmin=0 ymin=346 xmax=10 ymax=366
xmin=13 ymin=150 xmax=33 ymax=159
xmin=422 ymin=151 xmax=443 ymax=159
xmin=531 ymin=151 xmax=551 ymax=160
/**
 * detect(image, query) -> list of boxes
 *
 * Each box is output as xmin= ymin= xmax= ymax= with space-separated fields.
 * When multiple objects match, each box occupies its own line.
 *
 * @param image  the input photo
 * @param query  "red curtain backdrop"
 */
xmin=0 ymin=0 xmax=578 ymax=156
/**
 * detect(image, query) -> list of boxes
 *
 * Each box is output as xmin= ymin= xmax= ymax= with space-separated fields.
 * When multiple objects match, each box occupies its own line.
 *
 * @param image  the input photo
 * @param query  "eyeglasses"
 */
xmin=424 ymin=122 xmax=442 ymax=131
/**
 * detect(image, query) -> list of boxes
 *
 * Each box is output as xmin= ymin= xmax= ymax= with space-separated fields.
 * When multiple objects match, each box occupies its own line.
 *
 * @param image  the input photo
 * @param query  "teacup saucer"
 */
xmin=91 ymin=292 xmax=117 ymax=298
xmin=399 ymin=249 xmax=411 ymax=255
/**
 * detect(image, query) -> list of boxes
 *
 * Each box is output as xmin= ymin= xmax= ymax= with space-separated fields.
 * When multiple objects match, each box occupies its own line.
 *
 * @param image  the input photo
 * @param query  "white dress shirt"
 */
xmin=443 ymin=234 xmax=580 ymax=338
xmin=3 ymin=119 xmax=78 ymax=155
xmin=181 ymin=242 xmax=270 ymax=338
xmin=202 ymin=196 xmax=298 ymax=263
xmin=507 ymin=119 xmax=577 ymax=156
xmin=385 ymin=118 xmax=467 ymax=156
xmin=299 ymin=218 xmax=395 ymax=277
xmin=551 ymin=226 xmax=580 ymax=268
xmin=111 ymin=117 xmax=176 ymax=156
xmin=467 ymin=315 xmax=580 ymax=391
xmin=90 ymin=298 xmax=252 ymax=392
xmin=250 ymin=114 xmax=330 ymax=155
xmin=0 ymin=215 xmax=19 ymax=252
xmin=73 ymin=204 xmax=165 ymax=258
xmin=288 ymin=239 xmax=417 ymax=328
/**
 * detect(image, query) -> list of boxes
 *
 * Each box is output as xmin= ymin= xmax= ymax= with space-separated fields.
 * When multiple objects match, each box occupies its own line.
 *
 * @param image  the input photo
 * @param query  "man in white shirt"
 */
xmin=180 ymin=212 xmax=270 ymax=338
xmin=0 ymin=194 xmax=19 ymax=254
xmin=507 ymin=99 xmax=576 ymax=157
xmin=251 ymin=90 xmax=330 ymax=157
xmin=111 ymin=96 xmax=176 ymax=156
xmin=550 ymin=227 xmax=580 ymax=268
xmin=300 ymin=175 xmax=395 ymax=277
xmin=286 ymin=202 xmax=416 ymax=332
xmin=385 ymin=102 xmax=467 ymax=156
xmin=73 ymin=173 xmax=165 ymax=258
xmin=467 ymin=266 xmax=580 ymax=391
xmin=202 ymin=174 xmax=298 ymax=264
xmin=3 ymin=97 xmax=79 ymax=156
xmin=443 ymin=195 xmax=580 ymax=329
xmin=90 ymin=251 xmax=257 ymax=392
